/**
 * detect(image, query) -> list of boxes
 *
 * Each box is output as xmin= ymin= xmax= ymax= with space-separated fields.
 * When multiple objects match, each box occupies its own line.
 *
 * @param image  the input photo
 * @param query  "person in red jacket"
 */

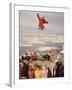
xmin=37 ymin=13 xmax=48 ymax=30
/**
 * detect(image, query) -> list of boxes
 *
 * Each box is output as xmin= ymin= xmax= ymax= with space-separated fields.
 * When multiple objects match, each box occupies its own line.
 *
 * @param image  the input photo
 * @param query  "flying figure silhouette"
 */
xmin=37 ymin=13 xmax=48 ymax=30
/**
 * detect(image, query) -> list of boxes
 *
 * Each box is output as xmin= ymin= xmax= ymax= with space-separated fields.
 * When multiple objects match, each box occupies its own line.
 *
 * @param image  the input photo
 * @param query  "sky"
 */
xmin=19 ymin=10 xmax=64 ymax=35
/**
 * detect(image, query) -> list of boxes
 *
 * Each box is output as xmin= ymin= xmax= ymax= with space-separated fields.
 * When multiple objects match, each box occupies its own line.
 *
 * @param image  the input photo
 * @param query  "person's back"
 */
xmin=47 ymin=68 xmax=52 ymax=78
xmin=28 ymin=64 xmax=34 ymax=79
xmin=55 ymin=61 xmax=63 ymax=77
xmin=41 ymin=66 xmax=48 ymax=78
xmin=34 ymin=67 xmax=42 ymax=78
xmin=23 ymin=62 xmax=29 ymax=78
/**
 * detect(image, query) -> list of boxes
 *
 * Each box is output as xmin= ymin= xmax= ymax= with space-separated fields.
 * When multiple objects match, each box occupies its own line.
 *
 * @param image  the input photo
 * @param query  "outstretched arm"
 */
xmin=37 ymin=13 xmax=40 ymax=19
xmin=43 ymin=19 xmax=48 ymax=24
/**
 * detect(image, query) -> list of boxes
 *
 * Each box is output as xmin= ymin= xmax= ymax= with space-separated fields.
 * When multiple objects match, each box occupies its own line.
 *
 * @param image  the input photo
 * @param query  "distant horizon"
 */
xmin=19 ymin=31 xmax=64 ymax=35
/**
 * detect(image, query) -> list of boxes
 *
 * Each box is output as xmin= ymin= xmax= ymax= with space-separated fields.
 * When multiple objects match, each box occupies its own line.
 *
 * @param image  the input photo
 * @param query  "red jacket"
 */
xmin=37 ymin=14 xmax=48 ymax=28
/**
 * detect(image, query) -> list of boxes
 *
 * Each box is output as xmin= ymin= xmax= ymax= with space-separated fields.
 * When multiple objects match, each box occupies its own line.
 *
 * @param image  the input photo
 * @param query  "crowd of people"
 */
xmin=19 ymin=50 xmax=64 ymax=79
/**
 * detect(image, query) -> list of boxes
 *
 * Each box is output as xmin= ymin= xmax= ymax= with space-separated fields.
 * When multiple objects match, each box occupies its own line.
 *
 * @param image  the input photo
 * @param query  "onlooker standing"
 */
xmin=41 ymin=65 xmax=48 ymax=78
xmin=34 ymin=65 xmax=42 ymax=78
xmin=28 ymin=64 xmax=35 ymax=79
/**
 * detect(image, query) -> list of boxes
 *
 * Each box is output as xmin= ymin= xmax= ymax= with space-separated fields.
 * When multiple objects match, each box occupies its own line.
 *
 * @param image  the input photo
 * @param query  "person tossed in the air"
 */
xmin=37 ymin=13 xmax=48 ymax=30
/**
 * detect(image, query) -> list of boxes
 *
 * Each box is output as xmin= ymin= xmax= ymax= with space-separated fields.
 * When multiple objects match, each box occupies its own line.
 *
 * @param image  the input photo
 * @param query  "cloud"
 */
xmin=37 ymin=46 xmax=59 ymax=51
xmin=20 ymin=44 xmax=32 ymax=47
xmin=19 ymin=32 xmax=64 ymax=47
